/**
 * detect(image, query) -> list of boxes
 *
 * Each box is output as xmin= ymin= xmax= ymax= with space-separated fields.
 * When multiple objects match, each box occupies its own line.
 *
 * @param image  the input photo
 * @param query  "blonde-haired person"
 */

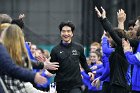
xmin=0 ymin=23 xmax=11 ymax=35
xmin=1 ymin=24 xmax=32 ymax=69
xmin=90 ymin=42 xmax=101 ymax=53
xmin=0 ymin=14 xmax=59 ymax=71
xmin=0 ymin=15 xmax=47 ymax=93
xmin=1 ymin=24 xmax=48 ymax=93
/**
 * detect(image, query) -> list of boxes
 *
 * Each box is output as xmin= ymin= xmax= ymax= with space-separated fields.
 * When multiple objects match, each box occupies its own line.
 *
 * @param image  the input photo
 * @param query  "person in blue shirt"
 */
xmin=93 ymin=32 xmax=114 ymax=93
xmin=122 ymin=38 xmax=140 ymax=93
xmin=81 ymin=51 xmax=103 ymax=93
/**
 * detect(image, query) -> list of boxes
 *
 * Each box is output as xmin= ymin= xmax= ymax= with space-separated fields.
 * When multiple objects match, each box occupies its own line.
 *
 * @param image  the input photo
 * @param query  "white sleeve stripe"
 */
xmin=135 ymin=52 xmax=140 ymax=61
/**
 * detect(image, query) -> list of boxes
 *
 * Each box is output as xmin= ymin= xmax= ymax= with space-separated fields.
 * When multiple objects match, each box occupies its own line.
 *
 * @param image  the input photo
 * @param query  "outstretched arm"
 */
xmin=95 ymin=7 xmax=139 ymax=48
xmin=95 ymin=6 xmax=122 ymax=45
xmin=0 ymin=44 xmax=47 ymax=84
xmin=122 ymin=39 xmax=140 ymax=66
xmin=101 ymin=31 xmax=114 ymax=54
xmin=99 ymin=55 xmax=110 ymax=81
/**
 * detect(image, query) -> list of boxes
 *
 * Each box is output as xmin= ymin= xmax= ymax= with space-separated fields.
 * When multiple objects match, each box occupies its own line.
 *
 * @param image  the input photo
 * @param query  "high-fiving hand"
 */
xmin=122 ymin=38 xmax=132 ymax=53
xmin=44 ymin=61 xmax=59 ymax=70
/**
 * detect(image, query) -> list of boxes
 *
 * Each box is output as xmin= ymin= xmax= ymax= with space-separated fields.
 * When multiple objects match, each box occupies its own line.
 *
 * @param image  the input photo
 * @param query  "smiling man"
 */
xmin=50 ymin=21 xmax=94 ymax=93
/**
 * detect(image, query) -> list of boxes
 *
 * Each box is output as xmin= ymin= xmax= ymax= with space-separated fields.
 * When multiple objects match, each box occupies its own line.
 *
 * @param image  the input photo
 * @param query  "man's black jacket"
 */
xmin=50 ymin=41 xmax=91 ymax=89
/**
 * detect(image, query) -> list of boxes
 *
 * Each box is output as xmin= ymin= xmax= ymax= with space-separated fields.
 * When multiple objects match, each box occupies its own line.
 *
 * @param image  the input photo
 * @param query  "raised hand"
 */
xmin=36 ymin=56 xmax=46 ymax=62
xmin=95 ymin=6 xmax=102 ymax=18
xmin=44 ymin=59 xmax=59 ymax=70
xmin=117 ymin=9 xmax=126 ymax=23
xmin=101 ymin=7 xmax=106 ymax=19
xmin=95 ymin=6 xmax=106 ymax=19
xmin=19 ymin=14 xmax=25 ymax=20
xmin=122 ymin=38 xmax=132 ymax=53
xmin=101 ymin=31 xmax=107 ymax=39
xmin=117 ymin=9 xmax=126 ymax=29
xmin=34 ymin=51 xmax=46 ymax=62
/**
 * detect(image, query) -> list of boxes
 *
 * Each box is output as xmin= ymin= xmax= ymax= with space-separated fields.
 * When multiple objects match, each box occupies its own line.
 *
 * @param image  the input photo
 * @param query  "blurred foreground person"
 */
xmin=0 ymin=18 xmax=47 ymax=93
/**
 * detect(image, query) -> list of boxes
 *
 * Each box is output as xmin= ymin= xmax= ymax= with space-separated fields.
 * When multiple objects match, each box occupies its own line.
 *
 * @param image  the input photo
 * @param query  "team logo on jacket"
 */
xmin=72 ymin=50 xmax=78 ymax=55
xmin=60 ymin=51 xmax=63 ymax=54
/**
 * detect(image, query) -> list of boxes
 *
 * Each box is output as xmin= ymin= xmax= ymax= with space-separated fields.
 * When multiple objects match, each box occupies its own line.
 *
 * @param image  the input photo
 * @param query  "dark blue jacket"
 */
xmin=102 ymin=37 xmax=114 ymax=57
xmin=125 ymin=43 xmax=140 ymax=91
xmin=0 ymin=43 xmax=36 ymax=92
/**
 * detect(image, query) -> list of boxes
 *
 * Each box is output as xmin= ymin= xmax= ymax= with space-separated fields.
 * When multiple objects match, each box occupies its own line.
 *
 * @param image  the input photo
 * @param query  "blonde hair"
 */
xmin=90 ymin=42 xmax=101 ymax=49
xmin=0 ymin=23 xmax=11 ymax=35
xmin=1 ymin=24 xmax=32 ymax=69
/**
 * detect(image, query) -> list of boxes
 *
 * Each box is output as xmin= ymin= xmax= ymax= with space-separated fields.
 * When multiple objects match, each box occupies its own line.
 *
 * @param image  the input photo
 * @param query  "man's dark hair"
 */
xmin=128 ymin=20 xmax=136 ymax=28
xmin=136 ymin=27 xmax=140 ymax=37
xmin=59 ymin=21 xmax=75 ymax=32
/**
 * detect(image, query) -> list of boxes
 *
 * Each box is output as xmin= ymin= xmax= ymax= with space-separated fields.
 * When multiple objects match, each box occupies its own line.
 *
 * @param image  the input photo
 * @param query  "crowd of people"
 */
xmin=0 ymin=5 xmax=140 ymax=93
xmin=0 ymin=14 xmax=59 ymax=93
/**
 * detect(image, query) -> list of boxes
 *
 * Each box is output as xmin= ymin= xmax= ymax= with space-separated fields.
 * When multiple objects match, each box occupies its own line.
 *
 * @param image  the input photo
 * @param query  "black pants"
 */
xmin=101 ymin=81 xmax=111 ymax=93
xmin=110 ymin=84 xmax=130 ymax=93
xmin=57 ymin=87 xmax=82 ymax=93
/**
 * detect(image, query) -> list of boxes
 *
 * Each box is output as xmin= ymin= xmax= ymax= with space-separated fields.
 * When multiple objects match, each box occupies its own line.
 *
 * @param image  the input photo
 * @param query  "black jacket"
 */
xmin=50 ymin=41 xmax=91 ymax=89
xmin=100 ymin=18 xmax=132 ymax=89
